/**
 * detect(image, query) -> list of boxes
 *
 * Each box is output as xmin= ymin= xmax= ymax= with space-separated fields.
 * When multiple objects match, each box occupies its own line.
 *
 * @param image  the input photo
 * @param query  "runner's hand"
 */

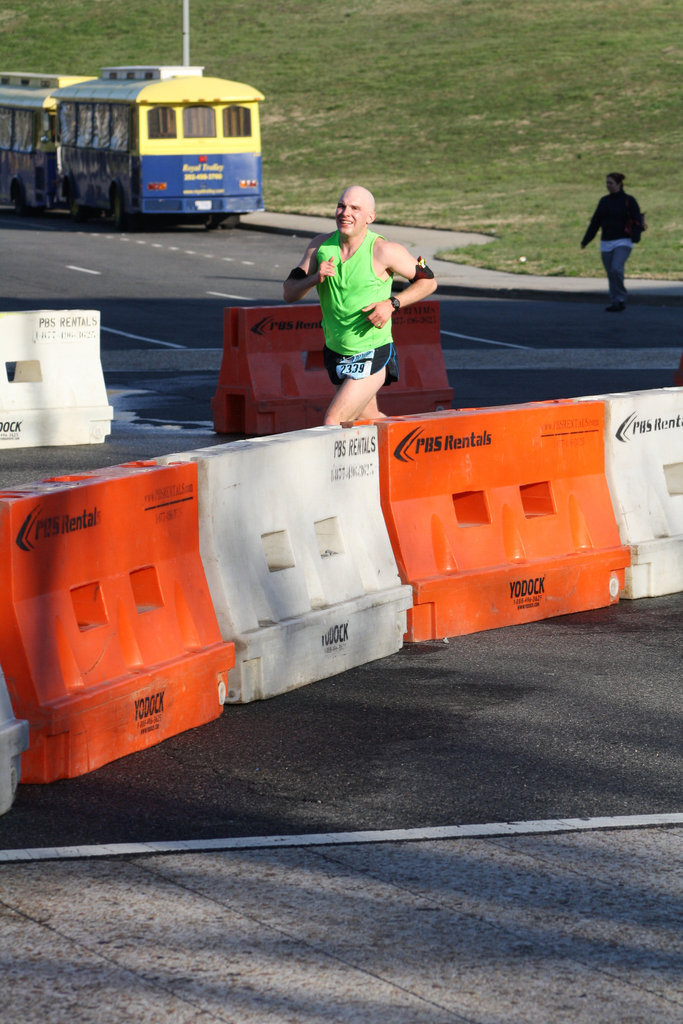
xmin=362 ymin=300 xmax=391 ymax=329
xmin=318 ymin=257 xmax=336 ymax=282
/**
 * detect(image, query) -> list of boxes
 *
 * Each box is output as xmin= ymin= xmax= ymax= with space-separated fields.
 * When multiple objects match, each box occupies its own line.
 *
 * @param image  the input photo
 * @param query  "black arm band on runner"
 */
xmin=287 ymin=266 xmax=308 ymax=280
xmin=410 ymin=260 xmax=434 ymax=282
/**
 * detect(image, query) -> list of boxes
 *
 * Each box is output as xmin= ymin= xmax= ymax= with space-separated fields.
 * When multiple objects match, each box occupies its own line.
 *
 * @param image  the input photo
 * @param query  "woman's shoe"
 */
xmin=605 ymin=303 xmax=626 ymax=312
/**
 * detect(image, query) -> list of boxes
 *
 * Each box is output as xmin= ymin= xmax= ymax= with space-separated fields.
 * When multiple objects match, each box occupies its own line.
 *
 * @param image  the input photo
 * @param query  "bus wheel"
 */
xmin=70 ymin=198 xmax=89 ymax=223
xmin=219 ymin=214 xmax=240 ymax=230
xmin=112 ymin=187 xmax=127 ymax=231
xmin=11 ymin=182 xmax=29 ymax=216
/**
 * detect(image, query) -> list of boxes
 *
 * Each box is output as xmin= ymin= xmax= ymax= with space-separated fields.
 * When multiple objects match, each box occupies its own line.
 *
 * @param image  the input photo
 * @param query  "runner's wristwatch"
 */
xmin=389 ymin=296 xmax=400 ymax=312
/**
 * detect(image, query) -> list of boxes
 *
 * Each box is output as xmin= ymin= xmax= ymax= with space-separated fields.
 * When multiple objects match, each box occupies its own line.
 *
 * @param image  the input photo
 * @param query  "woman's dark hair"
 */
xmin=607 ymin=172 xmax=626 ymax=188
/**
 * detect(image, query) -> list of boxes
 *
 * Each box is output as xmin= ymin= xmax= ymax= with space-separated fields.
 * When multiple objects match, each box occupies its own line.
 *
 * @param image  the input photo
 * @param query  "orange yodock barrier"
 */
xmin=0 ymin=462 xmax=234 ymax=783
xmin=211 ymin=300 xmax=453 ymax=435
xmin=373 ymin=401 xmax=631 ymax=641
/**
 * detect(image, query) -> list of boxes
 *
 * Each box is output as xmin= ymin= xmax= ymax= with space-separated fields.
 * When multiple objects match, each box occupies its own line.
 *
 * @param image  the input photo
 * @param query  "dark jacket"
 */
xmin=581 ymin=190 xmax=642 ymax=247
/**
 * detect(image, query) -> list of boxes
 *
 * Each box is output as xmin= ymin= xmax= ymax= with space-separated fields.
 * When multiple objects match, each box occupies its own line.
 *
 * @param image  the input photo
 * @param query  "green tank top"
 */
xmin=316 ymin=229 xmax=393 ymax=355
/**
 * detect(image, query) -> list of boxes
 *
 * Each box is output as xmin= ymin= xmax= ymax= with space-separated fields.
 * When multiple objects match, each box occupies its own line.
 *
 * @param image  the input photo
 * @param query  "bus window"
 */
xmin=0 ymin=107 xmax=11 ymax=148
xmin=110 ymin=104 xmax=129 ymax=150
xmin=93 ymin=103 xmax=110 ymax=148
xmin=41 ymin=111 xmax=56 ymax=145
xmin=76 ymin=104 xmax=94 ymax=147
xmin=14 ymin=110 xmax=34 ymax=151
xmin=59 ymin=102 xmax=77 ymax=145
xmin=183 ymin=105 xmax=215 ymax=138
xmin=223 ymin=105 xmax=252 ymax=138
xmin=147 ymin=106 xmax=176 ymax=139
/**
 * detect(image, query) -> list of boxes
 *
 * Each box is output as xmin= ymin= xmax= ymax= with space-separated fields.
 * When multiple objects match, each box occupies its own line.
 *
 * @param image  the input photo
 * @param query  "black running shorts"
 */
xmin=323 ymin=342 xmax=399 ymax=387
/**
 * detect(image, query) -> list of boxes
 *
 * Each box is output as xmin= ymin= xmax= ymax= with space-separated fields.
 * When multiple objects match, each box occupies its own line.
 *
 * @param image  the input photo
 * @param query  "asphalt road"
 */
xmin=0 ymin=209 xmax=680 ymax=850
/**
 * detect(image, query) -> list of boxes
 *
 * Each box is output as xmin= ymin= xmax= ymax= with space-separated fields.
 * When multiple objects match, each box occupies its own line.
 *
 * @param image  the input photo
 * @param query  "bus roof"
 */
xmin=52 ymin=74 xmax=264 ymax=105
xmin=100 ymin=66 xmax=205 ymax=80
xmin=0 ymin=74 xmax=94 ymax=109
xmin=0 ymin=73 xmax=93 ymax=88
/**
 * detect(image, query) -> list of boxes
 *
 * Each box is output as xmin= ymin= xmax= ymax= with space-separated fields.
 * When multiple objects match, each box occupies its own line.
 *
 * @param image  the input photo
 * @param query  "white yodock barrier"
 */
xmin=0 ymin=309 xmax=113 ymax=448
xmin=159 ymin=425 xmax=413 ymax=702
xmin=0 ymin=667 xmax=29 ymax=815
xmin=581 ymin=387 xmax=683 ymax=599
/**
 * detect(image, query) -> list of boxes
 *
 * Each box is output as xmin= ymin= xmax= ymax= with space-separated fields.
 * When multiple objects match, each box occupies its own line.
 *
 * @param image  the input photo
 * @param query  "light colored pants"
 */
xmin=601 ymin=244 xmax=631 ymax=305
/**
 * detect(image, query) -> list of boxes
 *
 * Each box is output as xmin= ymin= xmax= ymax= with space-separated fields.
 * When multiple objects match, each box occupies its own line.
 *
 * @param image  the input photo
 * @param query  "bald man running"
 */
xmin=283 ymin=185 xmax=438 ymax=425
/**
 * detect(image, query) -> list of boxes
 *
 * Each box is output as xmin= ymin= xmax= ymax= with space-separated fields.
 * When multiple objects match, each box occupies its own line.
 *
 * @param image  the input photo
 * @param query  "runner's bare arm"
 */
xmin=363 ymin=239 xmax=437 ymax=327
xmin=283 ymin=233 xmax=336 ymax=303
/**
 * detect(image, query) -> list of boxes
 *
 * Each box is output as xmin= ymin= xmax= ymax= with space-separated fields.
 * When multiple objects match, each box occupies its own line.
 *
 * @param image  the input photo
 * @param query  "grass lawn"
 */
xmin=1 ymin=0 xmax=680 ymax=278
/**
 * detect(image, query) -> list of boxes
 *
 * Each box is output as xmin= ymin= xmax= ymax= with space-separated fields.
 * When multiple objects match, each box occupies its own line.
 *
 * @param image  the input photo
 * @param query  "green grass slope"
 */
xmin=1 ymin=0 xmax=680 ymax=278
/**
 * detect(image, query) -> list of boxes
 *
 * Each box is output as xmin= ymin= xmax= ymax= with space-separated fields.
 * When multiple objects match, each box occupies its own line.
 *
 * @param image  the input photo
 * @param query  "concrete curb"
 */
xmin=240 ymin=212 xmax=683 ymax=306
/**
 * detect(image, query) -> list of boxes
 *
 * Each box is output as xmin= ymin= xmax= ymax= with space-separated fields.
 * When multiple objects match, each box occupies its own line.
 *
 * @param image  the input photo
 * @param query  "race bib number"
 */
xmin=335 ymin=350 xmax=373 ymax=380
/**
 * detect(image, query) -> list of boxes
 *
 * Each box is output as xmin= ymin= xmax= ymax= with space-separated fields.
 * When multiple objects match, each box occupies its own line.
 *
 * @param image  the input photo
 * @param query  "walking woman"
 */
xmin=581 ymin=173 xmax=645 ymax=312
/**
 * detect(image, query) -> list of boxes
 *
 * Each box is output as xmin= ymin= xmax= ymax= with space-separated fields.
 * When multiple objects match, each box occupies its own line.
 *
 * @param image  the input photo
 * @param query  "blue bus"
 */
xmin=0 ymin=72 xmax=92 ymax=213
xmin=53 ymin=65 xmax=265 ymax=229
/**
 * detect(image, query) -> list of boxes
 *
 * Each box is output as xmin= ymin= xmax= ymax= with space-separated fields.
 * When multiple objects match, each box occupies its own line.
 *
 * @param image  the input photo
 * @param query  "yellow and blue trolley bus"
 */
xmin=0 ymin=72 xmax=93 ymax=213
xmin=54 ymin=65 xmax=265 ymax=229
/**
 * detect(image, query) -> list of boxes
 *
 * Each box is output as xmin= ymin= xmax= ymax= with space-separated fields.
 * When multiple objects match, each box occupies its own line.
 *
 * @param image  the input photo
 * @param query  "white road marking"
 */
xmin=441 ymin=329 xmax=530 ymax=350
xmin=65 ymin=265 xmax=101 ymax=275
xmin=207 ymin=290 xmax=252 ymax=300
xmin=101 ymin=327 xmax=186 ymax=349
xmin=1 ymin=814 xmax=680 ymax=862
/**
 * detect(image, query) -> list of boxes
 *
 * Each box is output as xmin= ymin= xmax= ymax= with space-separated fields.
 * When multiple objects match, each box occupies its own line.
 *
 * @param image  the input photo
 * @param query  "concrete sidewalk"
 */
xmin=241 ymin=211 xmax=683 ymax=305
xmin=1 ymin=822 xmax=681 ymax=1023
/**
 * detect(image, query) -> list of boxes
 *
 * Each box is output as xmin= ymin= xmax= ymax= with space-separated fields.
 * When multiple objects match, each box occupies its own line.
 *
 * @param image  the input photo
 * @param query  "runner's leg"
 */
xmin=356 ymin=394 xmax=387 ymax=420
xmin=323 ymin=366 xmax=386 ymax=425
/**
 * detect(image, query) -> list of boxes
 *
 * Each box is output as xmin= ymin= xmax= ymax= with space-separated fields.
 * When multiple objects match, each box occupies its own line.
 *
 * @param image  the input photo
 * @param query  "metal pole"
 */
xmin=182 ymin=0 xmax=190 ymax=65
